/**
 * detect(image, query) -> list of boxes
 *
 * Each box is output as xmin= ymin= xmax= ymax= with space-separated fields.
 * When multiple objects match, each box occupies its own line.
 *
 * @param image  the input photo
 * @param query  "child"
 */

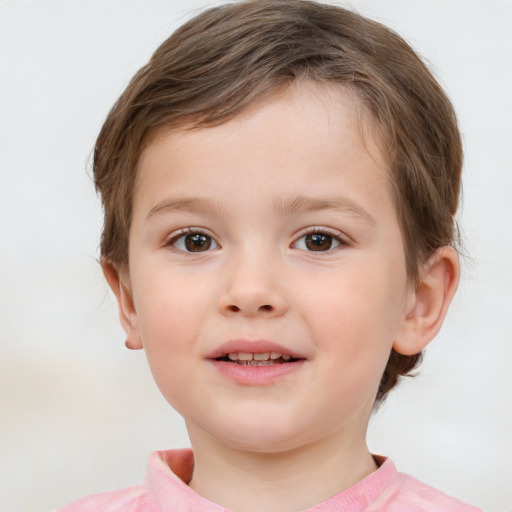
xmin=58 ymin=1 xmax=482 ymax=510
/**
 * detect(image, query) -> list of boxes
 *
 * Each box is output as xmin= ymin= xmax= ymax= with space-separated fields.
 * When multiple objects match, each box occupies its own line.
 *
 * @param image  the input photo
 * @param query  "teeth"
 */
xmin=235 ymin=360 xmax=278 ymax=366
xmin=224 ymin=352 xmax=294 ymax=363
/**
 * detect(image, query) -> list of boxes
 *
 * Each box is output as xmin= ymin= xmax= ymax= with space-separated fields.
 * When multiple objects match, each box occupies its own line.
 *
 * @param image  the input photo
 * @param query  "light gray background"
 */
xmin=1 ymin=1 xmax=511 ymax=511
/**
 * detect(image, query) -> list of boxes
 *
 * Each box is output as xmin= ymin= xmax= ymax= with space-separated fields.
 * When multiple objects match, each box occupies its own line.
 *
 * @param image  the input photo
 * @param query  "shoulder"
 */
xmin=54 ymin=449 xmax=195 ymax=512
xmin=371 ymin=469 xmax=484 ymax=512
xmin=54 ymin=485 xmax=159 ymax=512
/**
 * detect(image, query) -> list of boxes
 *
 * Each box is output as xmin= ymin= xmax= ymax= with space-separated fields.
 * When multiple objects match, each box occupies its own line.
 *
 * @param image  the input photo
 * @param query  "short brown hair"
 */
xmin=94 ymin=0 xmax=462 ymax=404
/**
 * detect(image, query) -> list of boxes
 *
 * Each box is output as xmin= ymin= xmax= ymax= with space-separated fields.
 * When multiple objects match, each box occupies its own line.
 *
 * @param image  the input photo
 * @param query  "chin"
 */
xmin=206 ymin=415 xmax=311 ymax=454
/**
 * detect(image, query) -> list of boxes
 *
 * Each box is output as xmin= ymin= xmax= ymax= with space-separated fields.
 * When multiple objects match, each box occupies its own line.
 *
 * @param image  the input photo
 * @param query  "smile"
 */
xmin=215 ymin=352 xmax=298 ymax=365
xmin=208 ymin=339 xmax=306 ymax=384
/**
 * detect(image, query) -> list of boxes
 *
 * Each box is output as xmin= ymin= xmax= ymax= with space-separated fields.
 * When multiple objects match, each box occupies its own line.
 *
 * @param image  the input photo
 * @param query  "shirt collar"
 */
xmin=145 ymin=449 xmax=397 ymax=512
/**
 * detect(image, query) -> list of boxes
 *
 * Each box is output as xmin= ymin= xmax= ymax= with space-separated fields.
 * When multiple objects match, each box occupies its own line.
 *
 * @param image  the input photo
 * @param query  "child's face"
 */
xmin=123 ymin=83 xmax=414 ymax=452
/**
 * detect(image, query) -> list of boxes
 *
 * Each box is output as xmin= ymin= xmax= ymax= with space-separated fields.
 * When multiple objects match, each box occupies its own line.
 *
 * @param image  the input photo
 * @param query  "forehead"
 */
xmin=136 ymin=81 xmax=388 ymax=193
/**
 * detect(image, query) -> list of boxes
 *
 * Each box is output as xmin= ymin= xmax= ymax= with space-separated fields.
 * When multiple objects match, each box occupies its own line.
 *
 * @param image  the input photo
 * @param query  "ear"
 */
xmin=101 ymin=258 xmax=143 ymax=350
xmin=393 ymin=246 xmax=460 ymax=356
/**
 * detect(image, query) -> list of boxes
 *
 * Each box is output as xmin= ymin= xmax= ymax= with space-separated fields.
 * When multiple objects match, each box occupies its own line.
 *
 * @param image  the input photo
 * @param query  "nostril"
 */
xmin=222 ymin=302 xmax=282 ymax=315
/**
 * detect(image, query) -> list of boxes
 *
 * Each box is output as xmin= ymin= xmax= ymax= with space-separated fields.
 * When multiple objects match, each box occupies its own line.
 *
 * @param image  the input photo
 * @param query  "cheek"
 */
xmin=134 ymin=263 xmax=212 ymax=337
xmin=131 ymin=271 xmax=211 ymax=388
xmin=310 ymin=296 xmax=395 ymax=413
xmin=302 ymin=262 xmax=405 ymax=383
xmin=306 ymin=266 xmax=403 ymax=340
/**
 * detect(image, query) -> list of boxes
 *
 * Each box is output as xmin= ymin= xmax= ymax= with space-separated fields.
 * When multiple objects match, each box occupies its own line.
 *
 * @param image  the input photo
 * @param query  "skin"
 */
xmin=104 ymin=82 xmax=459 ymax=512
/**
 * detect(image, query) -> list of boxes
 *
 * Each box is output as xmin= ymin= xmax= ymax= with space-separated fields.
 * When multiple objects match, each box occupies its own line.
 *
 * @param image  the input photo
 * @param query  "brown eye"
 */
xmin=169 ymin=230 xmax=219 ymax=252
xmin=184 ymin=233 xmax=212 ymax=252
xmin=293 ymin=231 xmax=342 ymax=252
xmin=305 ymin=233 xmax=333 ymax=251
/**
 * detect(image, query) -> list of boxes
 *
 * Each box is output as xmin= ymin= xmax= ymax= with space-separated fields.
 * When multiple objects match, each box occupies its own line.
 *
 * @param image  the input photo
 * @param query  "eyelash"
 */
xmin=292 ymin=227 xmax=347 ymax=252
xmin=165 ymin=227 xmax=348 ymax=253
xmin=165 ymin=228 xmax=220 ymax=252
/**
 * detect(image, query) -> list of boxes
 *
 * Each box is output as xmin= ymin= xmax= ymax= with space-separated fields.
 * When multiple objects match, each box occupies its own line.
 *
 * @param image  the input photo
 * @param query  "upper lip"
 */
xmin=207 ymin=338 xmax=305 ymax=360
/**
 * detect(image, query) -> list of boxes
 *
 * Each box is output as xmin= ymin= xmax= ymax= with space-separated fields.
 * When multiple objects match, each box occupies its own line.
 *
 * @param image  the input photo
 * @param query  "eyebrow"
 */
xmin=146 ymin=195 xmax=375 ymax=226
xmin=272 ymin=195 xmax=376 ymax=225
xmin=146 ymin=197 xmax=227 ymax=220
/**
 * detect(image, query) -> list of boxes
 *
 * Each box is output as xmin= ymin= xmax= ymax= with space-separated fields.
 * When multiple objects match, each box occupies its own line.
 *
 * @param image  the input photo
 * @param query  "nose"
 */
xmin=217 ymin=252 xmax=288 ymax=318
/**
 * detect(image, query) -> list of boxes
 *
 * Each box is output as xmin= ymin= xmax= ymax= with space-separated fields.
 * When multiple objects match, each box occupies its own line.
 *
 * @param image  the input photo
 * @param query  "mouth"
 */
xmin=214 ymin=352 xmax=301 ymax=366
xmin=207 ymin=339 xmax=306 ymax=384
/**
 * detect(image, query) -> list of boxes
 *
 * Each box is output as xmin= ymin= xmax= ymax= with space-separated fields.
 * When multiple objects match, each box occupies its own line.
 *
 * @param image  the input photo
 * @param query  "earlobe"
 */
xmin=393 ymin=247 xmax=460 ymax=356
xmin=101 ymin=258 xmax=143 ymax=350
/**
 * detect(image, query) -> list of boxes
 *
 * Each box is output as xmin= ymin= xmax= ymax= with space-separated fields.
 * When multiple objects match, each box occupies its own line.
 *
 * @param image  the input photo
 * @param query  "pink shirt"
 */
xmin=57 ymin=449 xmax=482 ymax=511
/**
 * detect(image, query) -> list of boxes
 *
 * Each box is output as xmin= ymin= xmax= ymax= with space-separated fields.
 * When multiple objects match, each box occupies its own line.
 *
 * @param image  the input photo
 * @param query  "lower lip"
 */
xmin=209 ymin=359 xmax=305 ymax=385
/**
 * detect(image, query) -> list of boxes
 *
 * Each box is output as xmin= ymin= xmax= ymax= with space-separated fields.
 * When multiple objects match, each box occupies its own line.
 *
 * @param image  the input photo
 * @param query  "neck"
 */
xmin=187 ymin=426 xmax=378 ymax=512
